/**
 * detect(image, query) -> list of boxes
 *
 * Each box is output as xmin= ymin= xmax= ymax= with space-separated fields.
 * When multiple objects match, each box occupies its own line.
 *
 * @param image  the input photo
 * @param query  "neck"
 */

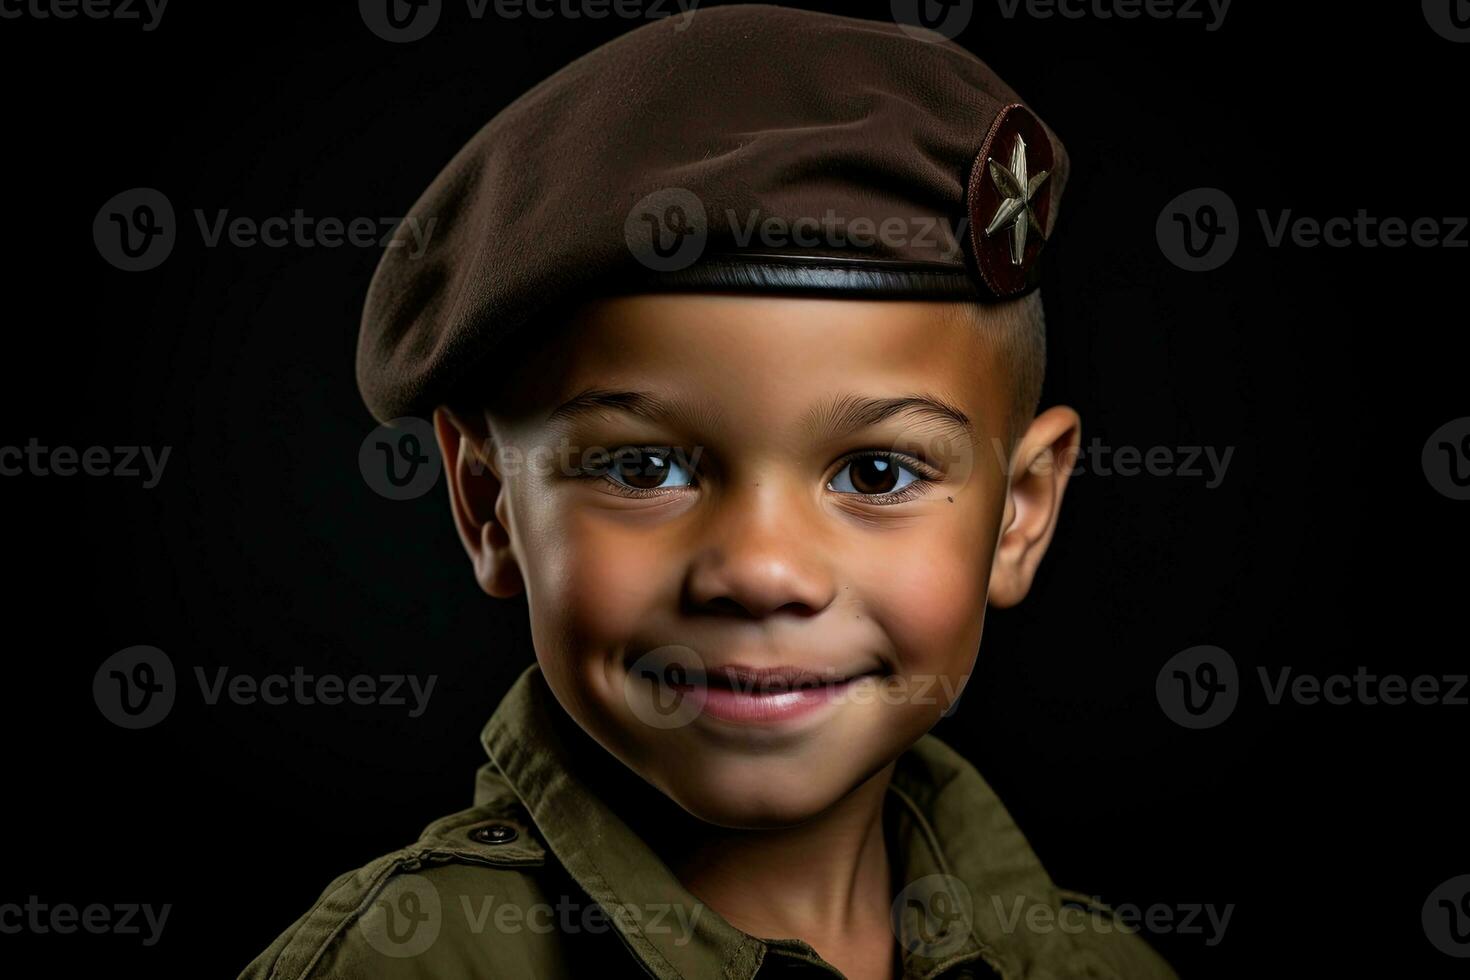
xmin=657 ymin=763 xmax=899 ymax=956
xmin=556 ymin=712 xmax=901 ymax=976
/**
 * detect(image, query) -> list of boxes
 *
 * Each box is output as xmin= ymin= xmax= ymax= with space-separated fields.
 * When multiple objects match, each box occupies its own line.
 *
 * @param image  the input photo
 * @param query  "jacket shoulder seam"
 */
xmin=259 ymin=840 xmax=546 ymax=979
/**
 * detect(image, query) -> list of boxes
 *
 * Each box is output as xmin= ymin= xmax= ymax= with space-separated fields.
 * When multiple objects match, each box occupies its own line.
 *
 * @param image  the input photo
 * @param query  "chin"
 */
xmin=666 ymin=783 xmax=838 ymax=830
xmin=651 ymin=752 xmax=876 ymax=829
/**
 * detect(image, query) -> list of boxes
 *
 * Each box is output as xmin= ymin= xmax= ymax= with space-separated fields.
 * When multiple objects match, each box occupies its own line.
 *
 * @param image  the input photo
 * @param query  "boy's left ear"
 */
xmin=988 ymin=405 xmax=1082 ymax=609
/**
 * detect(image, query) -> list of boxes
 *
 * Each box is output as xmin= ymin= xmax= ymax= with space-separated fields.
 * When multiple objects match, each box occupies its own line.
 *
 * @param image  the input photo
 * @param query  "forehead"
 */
xmin=500 ymin=294 xmax=1009 ymax=441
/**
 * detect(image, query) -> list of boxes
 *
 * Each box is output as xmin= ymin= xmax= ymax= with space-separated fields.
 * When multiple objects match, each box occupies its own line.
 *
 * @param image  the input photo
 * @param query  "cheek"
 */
xmin=514 ymin=488 xmax=680 ymax=658
xmin=857 ymin=501 xmax=1001 ymax=674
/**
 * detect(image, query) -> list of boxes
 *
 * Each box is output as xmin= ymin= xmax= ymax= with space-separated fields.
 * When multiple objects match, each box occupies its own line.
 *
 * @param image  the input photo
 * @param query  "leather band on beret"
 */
xmin=630 ymin=255 xmax=991 ymax=301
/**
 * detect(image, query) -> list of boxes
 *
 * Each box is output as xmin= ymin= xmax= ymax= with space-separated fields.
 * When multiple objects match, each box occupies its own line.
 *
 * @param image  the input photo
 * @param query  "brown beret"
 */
xmin=358 ymin=4 xmax=1069 ymax=423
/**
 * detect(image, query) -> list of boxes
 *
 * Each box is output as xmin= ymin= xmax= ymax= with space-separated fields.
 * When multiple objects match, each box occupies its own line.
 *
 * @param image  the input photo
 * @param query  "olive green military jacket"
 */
xmin=240 ymin=665 xmax=1178 ymax=980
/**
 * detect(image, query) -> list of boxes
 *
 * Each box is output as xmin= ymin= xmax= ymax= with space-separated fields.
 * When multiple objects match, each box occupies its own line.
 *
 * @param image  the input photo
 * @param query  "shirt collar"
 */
xmin=478 ymin=663 xmax=1069 ymax=980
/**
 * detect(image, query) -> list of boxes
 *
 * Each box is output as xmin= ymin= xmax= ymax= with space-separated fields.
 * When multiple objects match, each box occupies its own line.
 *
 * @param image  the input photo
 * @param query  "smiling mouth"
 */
xmin=674 ymin=663 xmax=881 ymax=695
xmin=650 ymin=662 xmax=886 ymax=725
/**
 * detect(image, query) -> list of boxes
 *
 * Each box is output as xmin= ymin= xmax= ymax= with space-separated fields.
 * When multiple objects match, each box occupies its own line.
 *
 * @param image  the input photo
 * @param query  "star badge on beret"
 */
xmin=967 ymin=104 xmax=1057 ymax=297
xmin=985 ymin=133 xmax=1050 ymax=266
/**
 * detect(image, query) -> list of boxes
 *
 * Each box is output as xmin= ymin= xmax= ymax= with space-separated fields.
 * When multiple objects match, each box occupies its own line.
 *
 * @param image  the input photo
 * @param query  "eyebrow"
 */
xmin=804 ymin=393 xmax=975 ymax=442
xmin=545 ymin=388 xmax=974 ymax=441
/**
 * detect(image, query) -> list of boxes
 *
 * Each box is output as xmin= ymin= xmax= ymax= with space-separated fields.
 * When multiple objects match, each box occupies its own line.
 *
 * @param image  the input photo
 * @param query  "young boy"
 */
xmin=243 ymin=6 xmax=1177 ymax=979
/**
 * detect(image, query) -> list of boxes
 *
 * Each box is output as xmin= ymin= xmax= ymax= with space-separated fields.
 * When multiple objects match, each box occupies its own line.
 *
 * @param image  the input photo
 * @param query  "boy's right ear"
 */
xmin=432 ymin=406 xmax=525 ymax=599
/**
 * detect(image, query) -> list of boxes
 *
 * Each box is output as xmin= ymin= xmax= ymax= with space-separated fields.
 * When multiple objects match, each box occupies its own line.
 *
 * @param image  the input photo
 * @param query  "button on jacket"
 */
xmin=240 ymin=665 xmax=1178 ymax=979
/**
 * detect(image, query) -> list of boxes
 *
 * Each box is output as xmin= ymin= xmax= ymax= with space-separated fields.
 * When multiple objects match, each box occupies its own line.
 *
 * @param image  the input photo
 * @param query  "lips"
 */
xmin=682 ymin=663 xmax=869 ymax=694
xmin=659 ymin=662 xmax=883 ymax=725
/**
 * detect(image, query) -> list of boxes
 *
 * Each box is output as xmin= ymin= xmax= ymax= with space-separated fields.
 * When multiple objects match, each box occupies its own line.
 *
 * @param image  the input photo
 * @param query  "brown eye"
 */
xmin=829 ymin=455 xmax=921 ymax=496
xmin=607 ymin=449 xmax=692 ymax=491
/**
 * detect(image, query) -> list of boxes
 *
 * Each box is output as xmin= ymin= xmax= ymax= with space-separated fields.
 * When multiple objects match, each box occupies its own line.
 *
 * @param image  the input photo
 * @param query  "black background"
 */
xmin=1 ymin=1 xmax=1466 ymax=976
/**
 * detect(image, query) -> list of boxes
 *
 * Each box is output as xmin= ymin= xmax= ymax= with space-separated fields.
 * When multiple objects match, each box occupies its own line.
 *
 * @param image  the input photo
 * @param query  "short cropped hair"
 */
xmin=953 ymin=290 xmax=1047 ymax=449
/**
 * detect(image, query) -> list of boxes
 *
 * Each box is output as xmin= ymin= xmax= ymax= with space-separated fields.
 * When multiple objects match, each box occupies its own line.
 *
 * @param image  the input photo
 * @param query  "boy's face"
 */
xmin=437 ymin=294 xmax=1079 ymax=828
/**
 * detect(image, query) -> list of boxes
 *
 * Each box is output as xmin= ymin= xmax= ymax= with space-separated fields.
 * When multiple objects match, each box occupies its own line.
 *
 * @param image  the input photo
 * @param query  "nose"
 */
xmin=683 ymin=484 xmax=838 ymax=620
